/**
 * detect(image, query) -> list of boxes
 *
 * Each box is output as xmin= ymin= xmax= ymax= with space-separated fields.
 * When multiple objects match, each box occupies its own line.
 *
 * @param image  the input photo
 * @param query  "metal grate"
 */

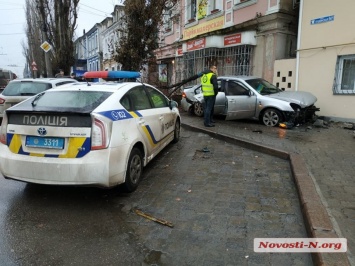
xmin=175 ymin=45 xmax=254 ymax=87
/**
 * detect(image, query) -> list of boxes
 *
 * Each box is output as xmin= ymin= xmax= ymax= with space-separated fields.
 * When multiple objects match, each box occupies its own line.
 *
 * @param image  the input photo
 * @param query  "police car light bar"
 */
xmin=83 ymin=71 xmax=141 ymax=79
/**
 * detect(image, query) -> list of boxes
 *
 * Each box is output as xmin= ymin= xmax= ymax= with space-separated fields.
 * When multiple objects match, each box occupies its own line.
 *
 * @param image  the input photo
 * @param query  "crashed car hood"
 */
xmin=267 ymin=91 xmax=317 ymax=108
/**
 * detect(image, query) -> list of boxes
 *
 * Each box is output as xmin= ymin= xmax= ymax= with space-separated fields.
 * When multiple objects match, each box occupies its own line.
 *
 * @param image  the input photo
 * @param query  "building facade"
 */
xmin=155 ymin=0 xmax=299 ymax=86
xmin=102 ymin=5 xmax=125 ymax=71
xmin=296 ymin=0 xmax=355 ymax=121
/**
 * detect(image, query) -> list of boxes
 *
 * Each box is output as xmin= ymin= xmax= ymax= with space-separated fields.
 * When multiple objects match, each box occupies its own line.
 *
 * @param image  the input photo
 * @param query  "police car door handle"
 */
xmin=138 ymin=118 xmax=145 ymax=125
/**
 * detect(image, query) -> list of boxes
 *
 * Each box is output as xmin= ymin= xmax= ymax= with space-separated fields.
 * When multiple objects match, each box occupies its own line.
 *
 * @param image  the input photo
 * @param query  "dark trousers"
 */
xmin=211 ymin=96 xmax=216 ymax=120
xmin=203 ymin=96 xmax=214 ymax=126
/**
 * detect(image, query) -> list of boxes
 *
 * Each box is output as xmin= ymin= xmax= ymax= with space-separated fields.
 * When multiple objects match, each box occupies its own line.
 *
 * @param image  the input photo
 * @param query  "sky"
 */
xmin=0 ymin=0 xmax=122 ymax=78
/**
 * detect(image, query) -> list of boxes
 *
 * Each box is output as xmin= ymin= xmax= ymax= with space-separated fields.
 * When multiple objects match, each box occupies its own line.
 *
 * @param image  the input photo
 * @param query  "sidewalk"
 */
xmin=180 ymin=112 xmax=354 ymax=266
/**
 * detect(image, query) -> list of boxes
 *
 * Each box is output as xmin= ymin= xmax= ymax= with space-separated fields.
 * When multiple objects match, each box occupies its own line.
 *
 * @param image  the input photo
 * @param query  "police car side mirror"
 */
xmin=169 ymin=100 xmax=178 ymax=110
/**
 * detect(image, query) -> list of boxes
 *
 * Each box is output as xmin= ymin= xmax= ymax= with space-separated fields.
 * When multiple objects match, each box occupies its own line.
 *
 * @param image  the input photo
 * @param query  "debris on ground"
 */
xmin=202 ymin=147 xmax=210 ymax=152
xmin=343 ymin=122 xmax=354 ymax=129
xmin=134 ymin=209 xmax=174 ymax=228
xmin=313 ymin=119 xmax=327 ymax=128
xmin=279 ymin=121 xmax=294 ymax=129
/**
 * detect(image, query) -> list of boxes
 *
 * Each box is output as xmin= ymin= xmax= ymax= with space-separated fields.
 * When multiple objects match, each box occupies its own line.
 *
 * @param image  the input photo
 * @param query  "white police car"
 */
xmin=0 ymin=72 xmax=180 ymax=192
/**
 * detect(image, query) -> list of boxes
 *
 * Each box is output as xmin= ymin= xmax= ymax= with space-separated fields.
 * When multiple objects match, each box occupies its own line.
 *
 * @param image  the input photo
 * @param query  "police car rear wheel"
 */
xmin=124 ymin=148 xmax=143 ymax=192
xmin=172 ymin=119 xmax=180 ymax=143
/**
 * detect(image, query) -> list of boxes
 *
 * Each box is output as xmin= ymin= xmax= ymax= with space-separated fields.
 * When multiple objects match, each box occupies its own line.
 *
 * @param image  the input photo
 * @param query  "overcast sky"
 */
xmin=0 ymin=0 xmax=121 ymax=78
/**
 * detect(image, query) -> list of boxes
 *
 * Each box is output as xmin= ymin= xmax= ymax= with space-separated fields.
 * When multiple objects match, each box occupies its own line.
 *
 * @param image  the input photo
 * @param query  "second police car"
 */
xmin=0 ymin=71 xmax=181 ymax=192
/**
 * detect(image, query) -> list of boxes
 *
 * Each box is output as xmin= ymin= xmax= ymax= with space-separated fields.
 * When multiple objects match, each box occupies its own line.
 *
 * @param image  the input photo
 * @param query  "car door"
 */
xmin=213 ymin=80 xmax=226 ymax=115
xmin=145 ymin=86 xmax=175 ymax=141
xmin=224 ymin=80 xmax=257 ymax=120
xmin=127 ymin=86 xmax=162 ymax=155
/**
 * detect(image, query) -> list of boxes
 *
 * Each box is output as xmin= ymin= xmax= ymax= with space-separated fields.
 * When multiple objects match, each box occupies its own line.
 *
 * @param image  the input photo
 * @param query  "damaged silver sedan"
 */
xmin=192 ymin=76 xmax=319 ymax=126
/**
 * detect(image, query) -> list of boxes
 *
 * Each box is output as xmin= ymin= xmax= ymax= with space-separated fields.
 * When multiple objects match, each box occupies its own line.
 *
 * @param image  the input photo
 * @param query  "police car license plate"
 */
xmin=26 ymin=136 xmax=64 ymax=149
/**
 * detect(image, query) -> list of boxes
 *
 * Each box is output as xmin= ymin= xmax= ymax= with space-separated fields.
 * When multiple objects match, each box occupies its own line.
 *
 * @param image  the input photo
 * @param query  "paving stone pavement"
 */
xmin=118 ymin=129 xmax=313 ymax=265
xmin=179 ymin=112 xmax=355 ymax=265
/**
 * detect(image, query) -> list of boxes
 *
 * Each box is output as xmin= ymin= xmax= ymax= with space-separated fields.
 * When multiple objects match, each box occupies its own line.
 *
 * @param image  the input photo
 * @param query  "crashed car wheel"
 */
xmin=124 ymin=148 xmax=143 ymax=192
xmin=193 ymin=102 xmax=204 ymax=117
xmin=262 ymin=108 xmax=283 ymax=127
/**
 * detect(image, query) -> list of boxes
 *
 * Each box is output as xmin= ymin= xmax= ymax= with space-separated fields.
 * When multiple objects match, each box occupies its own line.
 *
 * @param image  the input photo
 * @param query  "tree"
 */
xmin=25 ymin=0 xmax=79 ymax=77
xmin=24 ymin=0 xmax=46 ymax=77
xmin=113 ymin=0 xmax=178 ymax=72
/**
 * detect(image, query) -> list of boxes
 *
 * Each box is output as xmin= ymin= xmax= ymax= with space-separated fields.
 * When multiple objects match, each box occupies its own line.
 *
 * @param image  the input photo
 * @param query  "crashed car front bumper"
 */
xmin=285 ymin=105 xmax=320 ymax=124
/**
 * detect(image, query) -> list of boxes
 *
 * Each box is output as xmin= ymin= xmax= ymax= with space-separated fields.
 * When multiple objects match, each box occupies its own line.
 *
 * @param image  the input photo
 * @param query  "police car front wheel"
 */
xmin=172 ymin=119 xmax=180 ymax=143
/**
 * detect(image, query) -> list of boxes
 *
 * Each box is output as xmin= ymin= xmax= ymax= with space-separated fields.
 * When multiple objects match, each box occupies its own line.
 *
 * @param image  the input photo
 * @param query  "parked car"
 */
xmin=0 ymin=78 xmax=180 ymax=192
xmin=187 ymin=76 xmax=319 ymax=126
xmin=0 ymin=78 xmax=78 ymax=122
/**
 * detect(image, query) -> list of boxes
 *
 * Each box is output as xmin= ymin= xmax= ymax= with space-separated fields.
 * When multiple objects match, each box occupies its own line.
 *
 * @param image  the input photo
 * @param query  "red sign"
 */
xmin=177 ymin=47 xmax=183 ymax=56
xmin=32 ymin=66 xmax=38 ymax=71
xmin=224 ymin=33 xmax=242 ymax=46
xmin=31 ymin=61 xmax=37 ymax=66
xmin=187 ymin=38 xmax=206 ymax=51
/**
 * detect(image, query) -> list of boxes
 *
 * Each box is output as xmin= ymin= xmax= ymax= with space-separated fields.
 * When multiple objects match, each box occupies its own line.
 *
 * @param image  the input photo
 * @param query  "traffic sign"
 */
xmin=32 ymin=66 xmax=38 ymax=71
xmin=311 ymin=15 xmax=334 ymax=25
xmin=32 ymin=61 xmax=37 ymax=66
xmin=40 ymin=41 xmax=52 ymax=53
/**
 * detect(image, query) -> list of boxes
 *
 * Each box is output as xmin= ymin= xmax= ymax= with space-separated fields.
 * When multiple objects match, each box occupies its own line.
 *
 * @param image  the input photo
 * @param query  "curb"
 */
xmin=181 ymin=123 xmax=350 ymax=266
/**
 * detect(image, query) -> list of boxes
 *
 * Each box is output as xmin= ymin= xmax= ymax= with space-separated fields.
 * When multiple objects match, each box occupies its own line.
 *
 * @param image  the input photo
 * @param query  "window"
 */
xmin=163 ymin=10 xmax=173 ymax=31
xmin=146 ymin=87 xmax=169 ymax=108
xmin=208 ymin=0 xmax=223 ymax=14
xmin=234 ymin=0 xmax=257 ymax=9
xmin=333 ymin=54 xmax=355 ymax=94
xmin=2 ymin=82 xmax=51 ymax=96
xmin=186 ymin=0 xmax=197 ymax=21
xmin=32 ymin=91 xmax=112 ymax=110
xmin=128 ymin=87 xmax=152 ymax=110
xmin=226 ymin=82 xmax=249 ymax=96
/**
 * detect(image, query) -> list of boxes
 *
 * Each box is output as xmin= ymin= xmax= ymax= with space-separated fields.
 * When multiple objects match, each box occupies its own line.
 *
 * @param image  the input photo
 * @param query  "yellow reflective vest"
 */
xmin=201 ymin=73 xmax=215 ymax=96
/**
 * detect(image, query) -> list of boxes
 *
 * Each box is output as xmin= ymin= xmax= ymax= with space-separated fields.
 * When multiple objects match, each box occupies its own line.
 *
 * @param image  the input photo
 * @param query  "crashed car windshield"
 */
xmin=246 ymin=78 xmax=282 ymax=95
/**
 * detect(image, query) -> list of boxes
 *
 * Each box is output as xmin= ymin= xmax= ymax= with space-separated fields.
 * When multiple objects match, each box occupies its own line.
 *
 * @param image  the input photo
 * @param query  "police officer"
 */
xmin=201 ymin=65 xmax=218 ymax=127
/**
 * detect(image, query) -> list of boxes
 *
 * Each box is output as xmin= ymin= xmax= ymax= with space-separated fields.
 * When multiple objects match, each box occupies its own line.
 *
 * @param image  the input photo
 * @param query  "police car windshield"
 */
xmin=32 ymin=91 xmax=112 ymax=111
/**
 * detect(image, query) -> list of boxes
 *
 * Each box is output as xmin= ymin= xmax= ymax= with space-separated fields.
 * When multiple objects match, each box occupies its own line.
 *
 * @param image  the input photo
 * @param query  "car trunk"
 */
xmin=5 ymin=111 xmax=93 ymax=158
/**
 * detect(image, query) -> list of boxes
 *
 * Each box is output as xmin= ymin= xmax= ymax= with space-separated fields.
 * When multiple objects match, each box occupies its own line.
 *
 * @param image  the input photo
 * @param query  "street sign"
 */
xmin=311 ymin=15 xmax=334 ymax=25
xmin=40 ymin=41 xmax=52 ymax=53
xmin=32 ymin=66 xmax=38 ymax=71
xmin=32 ymin=61 xmax=37 ymax=66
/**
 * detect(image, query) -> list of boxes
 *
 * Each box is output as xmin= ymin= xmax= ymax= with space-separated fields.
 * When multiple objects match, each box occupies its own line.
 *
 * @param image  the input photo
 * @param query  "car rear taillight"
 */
xmin=182 ymin=92 xmax=187 ymax=98
xmin=91 ymin=118 xmax=108 ymax=150
xmin=0 ymin=114 xmax=8 ymax=144
xmin=0 ymin=98 xmax=5 ymax=104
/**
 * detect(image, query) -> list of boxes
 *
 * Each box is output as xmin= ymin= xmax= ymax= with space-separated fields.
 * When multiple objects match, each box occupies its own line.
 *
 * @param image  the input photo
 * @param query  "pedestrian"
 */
xmin=70 ymin=72 xmax=76 ymax=79
xmin=55 ymin=69 xmax=64 ymax=78
xmin=200 ymin=65 xmax=218 ymax=127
